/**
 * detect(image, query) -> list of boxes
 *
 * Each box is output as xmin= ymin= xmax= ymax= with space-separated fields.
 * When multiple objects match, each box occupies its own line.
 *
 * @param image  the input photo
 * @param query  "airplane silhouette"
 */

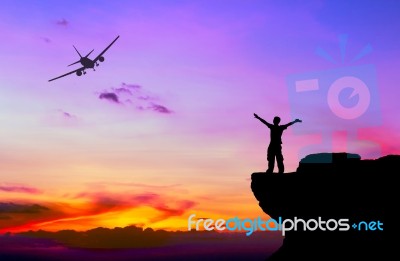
xmin=48 ymin=35 xmax=120 ymax=82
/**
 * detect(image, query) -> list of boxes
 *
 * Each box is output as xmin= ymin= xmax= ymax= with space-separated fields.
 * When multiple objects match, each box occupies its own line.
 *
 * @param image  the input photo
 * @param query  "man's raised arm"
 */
xmin=254 ymin=113 xmax=273 ymax=127
xmin=282 ymin=119 xmax=302 ymax=128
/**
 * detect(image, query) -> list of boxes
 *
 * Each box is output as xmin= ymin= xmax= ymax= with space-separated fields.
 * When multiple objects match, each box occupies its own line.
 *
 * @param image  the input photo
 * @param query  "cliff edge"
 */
xmin=251 ymin=152 xmax=395 ymax=260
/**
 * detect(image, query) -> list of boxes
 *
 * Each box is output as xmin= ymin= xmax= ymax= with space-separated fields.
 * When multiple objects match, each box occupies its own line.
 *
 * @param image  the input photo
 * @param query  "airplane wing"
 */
xmin=93 ymin=35 xmax=120 ymax=63
xmin=48 ymin=67 xmax=85 ymax=82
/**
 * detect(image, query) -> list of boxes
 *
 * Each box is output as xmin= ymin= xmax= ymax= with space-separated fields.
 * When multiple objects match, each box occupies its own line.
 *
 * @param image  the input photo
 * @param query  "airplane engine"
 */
xmin=99 ymin=56 xmax=105 ymax=62
xmin=76 ymin=70 xmax=82 ymax=76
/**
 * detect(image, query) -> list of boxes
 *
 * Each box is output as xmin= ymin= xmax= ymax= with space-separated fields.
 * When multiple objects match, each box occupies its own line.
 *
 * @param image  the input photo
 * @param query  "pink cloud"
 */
xmin=0 ymin=185 xmax=41 ymax=194
xmin=98 ymin=83 xmax=173 ymax=114
xmin=56 ymin=18 xmax=68 ymax=26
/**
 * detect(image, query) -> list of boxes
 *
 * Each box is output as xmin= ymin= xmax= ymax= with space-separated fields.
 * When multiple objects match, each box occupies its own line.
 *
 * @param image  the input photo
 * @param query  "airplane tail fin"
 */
xmin=73 ymin=45 xmax=82 ymax=58
xmin=68 ymin=45 xmax=83 ymax=66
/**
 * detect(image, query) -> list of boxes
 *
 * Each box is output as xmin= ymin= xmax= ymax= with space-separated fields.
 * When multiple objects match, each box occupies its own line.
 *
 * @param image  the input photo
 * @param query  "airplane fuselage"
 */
xmin=80 ymin=57 xmax=95 ymax=69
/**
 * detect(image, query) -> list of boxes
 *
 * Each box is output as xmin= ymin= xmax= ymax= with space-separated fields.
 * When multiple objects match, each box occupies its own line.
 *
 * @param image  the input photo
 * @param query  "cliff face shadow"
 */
xmin=251 ymin=152 xmax=394 ymax=260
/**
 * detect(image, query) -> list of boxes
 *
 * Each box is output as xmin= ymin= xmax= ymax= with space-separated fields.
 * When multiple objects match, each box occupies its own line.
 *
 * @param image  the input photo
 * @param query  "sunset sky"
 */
xmin=1 ymin=0 xmax=400 ymax=233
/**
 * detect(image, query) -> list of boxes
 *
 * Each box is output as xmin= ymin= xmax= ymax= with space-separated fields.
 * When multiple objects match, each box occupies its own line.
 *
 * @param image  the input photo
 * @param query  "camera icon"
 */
xmin=287 ymin=64 xmax=381 ymax=161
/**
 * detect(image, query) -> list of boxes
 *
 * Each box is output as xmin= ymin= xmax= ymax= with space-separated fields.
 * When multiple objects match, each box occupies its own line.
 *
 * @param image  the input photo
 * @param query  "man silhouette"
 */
xmin=254 ymin=113 xmax=302 ymax=174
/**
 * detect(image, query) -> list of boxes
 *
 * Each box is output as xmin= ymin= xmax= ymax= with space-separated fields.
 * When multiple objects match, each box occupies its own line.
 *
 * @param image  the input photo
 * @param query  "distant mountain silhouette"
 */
xmin=1 ymin=228 xmax=282 ymax=260
xmin=251 ymin=152 xmax=394 ymax=260
xmin=17 ymin=225 xmax=169 ymax=248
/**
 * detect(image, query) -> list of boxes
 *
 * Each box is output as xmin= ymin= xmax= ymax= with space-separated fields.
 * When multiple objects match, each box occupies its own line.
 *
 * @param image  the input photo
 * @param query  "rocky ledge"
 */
xmin=251 ymin=152 xmax=395 ymax=260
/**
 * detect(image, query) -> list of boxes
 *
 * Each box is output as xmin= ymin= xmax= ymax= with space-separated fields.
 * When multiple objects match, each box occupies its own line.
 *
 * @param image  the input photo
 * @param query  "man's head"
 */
xmin=273 ymin=116 xmax=281 ymax=125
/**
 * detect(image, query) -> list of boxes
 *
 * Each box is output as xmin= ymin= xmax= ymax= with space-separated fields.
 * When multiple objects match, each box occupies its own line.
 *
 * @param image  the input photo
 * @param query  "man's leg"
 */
xmin=266 ymin=145 xmax=275 ymax=173
xmin=277 ymin=146 xmax=284 ymax=174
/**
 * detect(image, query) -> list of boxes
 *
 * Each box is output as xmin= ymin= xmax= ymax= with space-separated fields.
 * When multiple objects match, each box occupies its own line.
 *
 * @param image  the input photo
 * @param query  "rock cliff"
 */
xmin=251 ymin=153 xmax=394 ymax=260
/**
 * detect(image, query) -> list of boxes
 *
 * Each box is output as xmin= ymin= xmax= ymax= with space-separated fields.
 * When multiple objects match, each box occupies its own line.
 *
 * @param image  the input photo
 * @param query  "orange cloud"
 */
xmin=0 ymin=190 xmax=197 ymax=233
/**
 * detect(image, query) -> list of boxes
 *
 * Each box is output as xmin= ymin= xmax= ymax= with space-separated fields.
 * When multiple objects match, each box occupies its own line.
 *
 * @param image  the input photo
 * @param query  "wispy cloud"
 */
xmin=148 ymin=198 xmax=196 ymax=223
xmin=121 ymin=82 xmax=141 ymax=90
xmin=119 ymin=192 xmax=197 ymax=222
xmin=138 ymin=95 xmax=155 ymax=101
xmin=99 ymin=92 xmax=120 ymax=104
xmin=0 ymin=184 xmax=41 ymax=194
xmin=98 ymin=82 xmax=173 ymax=114
xmin=149 ymin=103 xmax=173 ymax=114
xmin=58 ymin=109 xmax=77 ymax=119
xmin=41 ymin=109 xmax=80 ymax=127
xmin=56 ymin=18 xmax=68 ymax=27
xmin=112 ymin=88 xmax=132 ymax=95
xmin=0 ymin=203 xmax=49 ymax=214
xmin=76 ymin=191 xmax=196 ymax=217
xmin=35 ymin=191 xmax=197 ymax=230
xmin=87 ymin=182 xmax=181 ymax=189
xmin=40 ymin=37 xmax=51 ymax=43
